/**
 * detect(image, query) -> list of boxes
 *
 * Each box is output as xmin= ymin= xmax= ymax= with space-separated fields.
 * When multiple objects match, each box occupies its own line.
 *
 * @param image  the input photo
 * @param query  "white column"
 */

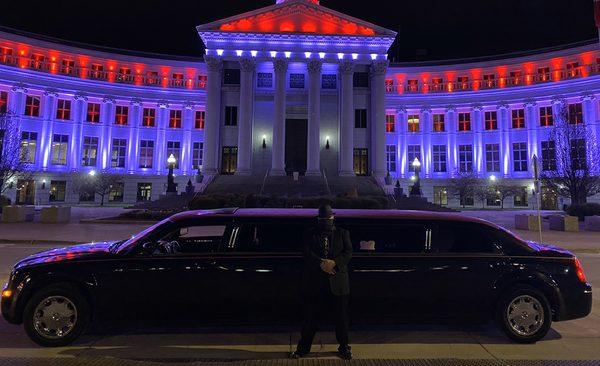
xmin=156 ymin=101 xmax=169 ymax=175
xmin=445 ymin=105 xmax=457 ymax=176
xmin=338 ymin=60 xmax=355 ymax=176
xmin=370 ymin=60 xmax=389 ymax=177
xmin=9 ymin=84 xmax=27 ymax=116
xmin=41 ymin=90 xmax=58 ymax=170
xmin=203 ymin=55 xmax=222 ymax=175
xmin=582 ymin=94 xmax=598 ymax=173
xmin=236 ymin=58 xmax=255 ymax=175
xmin=69 ymin=94 xmax=86 ymax=171
xmin=498 ymin=102 xmax=511 ymax=177
xmin=421 ymin=107 xmax=432 ymax=177
xmin=99 ymin=96 xmax=115 ymax=171
xmin=271 ymin=59 xmax=288 ymax=176
xmin=182 ymin=102 xmax=194 ymax=176
xmin=525 ymin=100 xmax=538 ymax=160
xmin=128 ymin=98 xmax=142 ymax=174
xmin=472 ymin=104 xmax=484 ymax=176
xmin=397 ymin=107 xmax=407 ymax=178
xmin=306 ymin=59 xmax=322 ymax=176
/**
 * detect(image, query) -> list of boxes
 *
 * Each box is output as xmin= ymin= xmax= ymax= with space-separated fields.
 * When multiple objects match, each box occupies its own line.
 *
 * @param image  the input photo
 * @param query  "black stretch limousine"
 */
xmin=1 ymin=208 xmax=592 ymax=346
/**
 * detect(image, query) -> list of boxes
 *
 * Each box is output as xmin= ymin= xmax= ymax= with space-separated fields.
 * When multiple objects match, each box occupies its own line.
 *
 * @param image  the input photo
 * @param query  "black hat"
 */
xmin=317 ymin=205 xmax=334 ymax=219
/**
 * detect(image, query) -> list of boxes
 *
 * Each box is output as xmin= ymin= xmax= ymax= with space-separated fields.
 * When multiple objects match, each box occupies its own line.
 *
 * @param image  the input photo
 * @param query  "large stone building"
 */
xmin=0 ymin=0 xmax=599 ymax=208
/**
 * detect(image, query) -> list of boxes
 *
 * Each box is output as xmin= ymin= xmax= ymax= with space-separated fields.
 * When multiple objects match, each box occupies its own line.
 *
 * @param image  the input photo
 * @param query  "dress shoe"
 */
xmin=338 ymin=346 xmax=352 ymax=360
xmin=290 ymin=351 xmax=308 ymax=359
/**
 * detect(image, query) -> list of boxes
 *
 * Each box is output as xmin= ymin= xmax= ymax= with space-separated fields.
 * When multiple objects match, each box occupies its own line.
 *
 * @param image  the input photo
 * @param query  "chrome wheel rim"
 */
xmin=33 ymin=296 xmax=78 ymax=340
xmin=506 ymin=294 xmax=544 ymax=337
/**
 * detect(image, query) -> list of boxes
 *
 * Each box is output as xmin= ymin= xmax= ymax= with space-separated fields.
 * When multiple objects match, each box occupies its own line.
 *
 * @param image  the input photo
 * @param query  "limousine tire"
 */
xmin=23 ymin=283 xmax=90 ymax=347
xmin=497 ymin=285 xmax=552 ymax=344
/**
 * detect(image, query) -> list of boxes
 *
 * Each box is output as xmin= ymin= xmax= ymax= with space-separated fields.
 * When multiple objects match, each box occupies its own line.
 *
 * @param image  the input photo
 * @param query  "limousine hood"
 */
xmin=14 ymin=241 xmax=115 ymax=269
xmin=526 ymin=241 xmax=574 ymax=257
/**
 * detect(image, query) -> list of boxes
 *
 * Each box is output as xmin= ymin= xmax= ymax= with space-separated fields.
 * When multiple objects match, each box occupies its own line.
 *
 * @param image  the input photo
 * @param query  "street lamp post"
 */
xmin=166 ymin=154 xmax=177 ymax=194
xmin=410 ymin=157 xmax=422 ymax=197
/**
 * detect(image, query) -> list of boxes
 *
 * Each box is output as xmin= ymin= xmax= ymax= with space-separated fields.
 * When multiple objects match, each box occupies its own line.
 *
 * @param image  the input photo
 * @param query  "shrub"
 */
xmin=117 ymin=210 xmax=176 ymax=221
xmin=566 ymin=203 xmax=600 ymax=221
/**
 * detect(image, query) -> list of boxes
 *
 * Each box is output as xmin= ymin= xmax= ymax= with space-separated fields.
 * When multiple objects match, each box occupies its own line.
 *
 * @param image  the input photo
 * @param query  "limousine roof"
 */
xmin=170 ymin=208 xmax=496 ymax=227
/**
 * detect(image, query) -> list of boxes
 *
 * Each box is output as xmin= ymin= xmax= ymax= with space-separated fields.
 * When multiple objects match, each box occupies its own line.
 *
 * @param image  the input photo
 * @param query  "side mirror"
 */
xmin=141 ymin=242 xmax=158 ymax=255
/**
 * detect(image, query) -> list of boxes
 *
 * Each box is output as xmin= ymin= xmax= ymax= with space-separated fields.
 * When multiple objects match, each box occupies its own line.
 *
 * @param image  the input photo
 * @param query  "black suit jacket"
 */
xmin=301 ymin=226 xmax=353 ymax=296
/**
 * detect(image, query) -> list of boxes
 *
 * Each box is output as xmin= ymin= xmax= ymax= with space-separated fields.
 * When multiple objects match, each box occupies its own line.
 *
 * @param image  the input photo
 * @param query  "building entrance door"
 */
xmin=541 ymin=186 xmax=558 ymax=210
xmin=16 ymin=179 xmax=35 ymax=205
xmin=285 ymin=119 xmax=307 ymax=175
xmin=353 ymin=148 xmax=368 ymax=176
xmin=221 ymin=146 xmax=238 ymax=175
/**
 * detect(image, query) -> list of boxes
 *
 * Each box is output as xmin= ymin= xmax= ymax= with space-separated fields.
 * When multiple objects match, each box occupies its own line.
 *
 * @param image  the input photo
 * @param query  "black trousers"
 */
xmin=297 ymin=278 xmax=350 ymax=353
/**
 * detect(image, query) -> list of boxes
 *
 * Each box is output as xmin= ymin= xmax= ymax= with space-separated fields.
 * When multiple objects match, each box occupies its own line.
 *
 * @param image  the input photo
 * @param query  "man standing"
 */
xmin=291 ymin=205 xmax=353 ymax=360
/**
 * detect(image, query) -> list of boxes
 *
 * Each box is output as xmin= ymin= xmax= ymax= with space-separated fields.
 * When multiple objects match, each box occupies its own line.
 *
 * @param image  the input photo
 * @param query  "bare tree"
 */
xmin=541 ymin=102 xmax=600 ymax=205
xmin=71 ymin=172 xmax=124 ymax=206
xmin=0 ymin=111 xmax=31 ymax=197
xmin=489 ymin=180 xmax=521 ymax=210
xmin=448 ymin=171 xmax=479 ymax=208
xmin=473 ymin=184 xmax=490 ymax=209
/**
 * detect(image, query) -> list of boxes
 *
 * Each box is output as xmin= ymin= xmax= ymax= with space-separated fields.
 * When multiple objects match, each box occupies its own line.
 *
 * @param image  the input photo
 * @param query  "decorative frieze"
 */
xmin=370 ymin=60 xmax=389 ymax=76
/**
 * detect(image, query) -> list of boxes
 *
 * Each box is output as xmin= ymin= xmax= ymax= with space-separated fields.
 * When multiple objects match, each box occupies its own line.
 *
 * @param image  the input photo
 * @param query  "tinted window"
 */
xmin=345 ymin=221 xmax=426 ymax=253
xmin=234 ymin=220 xmax=312 ymax=253
xmin=432 ymin=222 xmax=500 ymax=254
xmin=158 ymin=225 xmax=226 ymax=254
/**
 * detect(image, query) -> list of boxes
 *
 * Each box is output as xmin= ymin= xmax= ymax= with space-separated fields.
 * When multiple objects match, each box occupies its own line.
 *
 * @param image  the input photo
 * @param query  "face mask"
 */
xmin=318 ymin=219 xmax=334 ymax=232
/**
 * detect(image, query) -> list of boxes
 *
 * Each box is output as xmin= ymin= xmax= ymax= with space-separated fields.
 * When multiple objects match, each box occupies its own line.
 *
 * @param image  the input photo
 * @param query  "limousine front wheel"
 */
xmin=497 ymin=286 xmax=551 ymax=343
xmin=23 ymin=283 xmax=90 ymax=347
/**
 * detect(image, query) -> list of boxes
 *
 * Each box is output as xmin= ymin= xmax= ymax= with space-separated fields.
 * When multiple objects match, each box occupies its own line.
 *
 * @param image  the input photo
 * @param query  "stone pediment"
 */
xmin=196 ymin=0 xmax=397 ymax=38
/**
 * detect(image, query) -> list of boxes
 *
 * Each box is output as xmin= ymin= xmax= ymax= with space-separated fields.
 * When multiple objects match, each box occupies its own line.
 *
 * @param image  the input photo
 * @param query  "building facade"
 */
xmin=0 ymin=0 xmax=599 ymax=208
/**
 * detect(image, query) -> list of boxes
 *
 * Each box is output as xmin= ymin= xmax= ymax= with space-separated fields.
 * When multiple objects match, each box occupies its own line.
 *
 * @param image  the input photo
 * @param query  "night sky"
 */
xmin=0 ymin=0 xmax=596 ymax=62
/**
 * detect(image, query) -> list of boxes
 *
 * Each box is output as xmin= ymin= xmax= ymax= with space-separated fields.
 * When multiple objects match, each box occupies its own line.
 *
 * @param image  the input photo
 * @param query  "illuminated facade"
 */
xmin=0 ymin=0 xmax=599 ymax=207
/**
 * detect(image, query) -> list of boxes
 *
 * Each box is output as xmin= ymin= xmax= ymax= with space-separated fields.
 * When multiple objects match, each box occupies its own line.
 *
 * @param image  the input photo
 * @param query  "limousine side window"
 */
xmin=432 ymin=222 xmax=502 ymax=254
xmin=348 ymin=223 xmax=426 ymax=253
xmin=233 ymin=222 xmax=310 ymax=253
xmin=151 ymin=224 xmax=226 ymax=255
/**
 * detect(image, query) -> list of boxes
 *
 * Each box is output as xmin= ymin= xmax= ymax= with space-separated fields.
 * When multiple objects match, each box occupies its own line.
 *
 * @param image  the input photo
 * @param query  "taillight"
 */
xmin=574 ymin=258 xmax=587 ymax=283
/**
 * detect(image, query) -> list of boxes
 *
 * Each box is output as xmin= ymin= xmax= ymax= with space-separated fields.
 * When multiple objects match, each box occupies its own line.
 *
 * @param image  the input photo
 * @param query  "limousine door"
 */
xmin=343 ymin=219 xmax=431 ymax=322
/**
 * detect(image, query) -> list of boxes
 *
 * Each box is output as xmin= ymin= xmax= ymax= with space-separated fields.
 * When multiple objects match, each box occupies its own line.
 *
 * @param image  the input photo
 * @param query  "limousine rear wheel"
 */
xmin=497 ymin=286 xmax=551 ymax=343
xmin=23 ymin=283 xmax=90 ymax=347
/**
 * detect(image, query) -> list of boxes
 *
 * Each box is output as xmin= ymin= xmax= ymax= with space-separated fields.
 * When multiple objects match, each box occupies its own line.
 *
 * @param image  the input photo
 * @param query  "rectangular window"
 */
xmin=568 ymin=103 xmax=583 ymax=124
xmin=137 ymin=183 xmax=152 ymax=202
xmin=0 ymin=91 xmax=7 ymax=113
xmin=385 ymin=114 xmax=395 ymax=133
xmin=49 ymin=180 xmax=66 ymax=202
xmin=510 ymin=70 xmax=522 ymax=85
xmin=353 ymin=72 xmax=369 ymax=88
xmin=91 ymin=64 xmax=104 ymax=79
xmin=24 ymin=96 xmax=40 ymax=117
xmin=223 ymin=69 xmax=241 ymax=85
xmin=224 ymin=106 xmax=238 ymax=126
xmin=570 ymin=138 xmax=587 ymax=170
xmin=115 ymin=105 xmax=128 ymax=125
xmin=433 ymin=114 xmax=445 ymax=132
xmin=513 ymin=142 xmax=528 ymax=172
xmin=139 ymin=140 xmax=154 ymax=168
xmin=194 ymin=110 xmax=205 ymax=129
xmin=81 ymin=136 xmax=98 ymax=167
xmin=385 ymin=79 xmax=394 ymax=92
xmin=60 ymin=59 xmax=75 ymax=75
xmin=257 ymin=72 xmax=273 ymax=88
xmin=169 ymin=109 xmax=182 ymax=128
xmin=433 ymin=186 xmax=448 ymax=206
xmin=433 ymin=145 xmax=447 ymax=172
xmin=108 ymin=182 xmax=124 ymax=202
xmin=166 ymin=141 xmax=181 ymax=169
xmin=431 ymin=77 xmax=444 ymax=92
xmin=51 ymin=134 xmax=69 ymax=165
xmin=457 ymin=76 xmax=469 ymax=90
xmin=485 ymin=111 xmax=497 ymax=130
xmin=0 ymin=47 xmax=13 ymax=64
xmin=514 ymin=187 xmax=529 ymax=207
xmin=29 ymin=53 xmax=45 ymax=69
xmin=197 ymin=75 xmax=207 ymax=88
xmin=353 ymin=148 xmax=368 ymax=176
xmin=349 ymin=223 xmax=426 ymax=253
xmin=539 ymin=106 xmax=553 ymax=127
xmin=566 ymin=62 xmax=580 ymax=78
xmin=458 ymin=144 xmax=473 ymax=172
xmin=87 ymin=103 xmax=100 ymax=123
xmin=458 ymin=112 xmax=471 ymax=131
xmin=485 ymin=144 xmax=501 ymax=172
xmin=483 ymin=73 xmax=496 ymax=88
xmin=111 ymin=138 xmax=127 ymax=168
xmin=146 ymin=71 xmax=159 ymax=85
xmin=192 ymin=142 xmax=204 ymax=170
xmin=408 ymin=114 xmax=420 ymax=133
xmin=171 ymin=72 xmax=184 ymax=87
xmin=537 ymin=67 xmax=551 ymax=82
xmin=289 ymin=73 xmax=305 ymax=89
xmin=20 ymin=131 xmax=37 ymax=164
xmin=386 ymin=145 xmax=397 ymax=173
xmin=321 ymin=74 xmax=337 ymax=89
xmin=221 ymin=146 xmax=238 ymax=175
xmin=541 ymin=140 xmax=556 ymax=171
xmin=56 ymin=99 xmax=71 ymax=120
xmin=142 ymin=108 xmax=155 ymax=127
xmin=512 ymin=109 xmax=525 ymax=128
xmin=407 ymin=145 xmax=421 ymax=172
xmin=117 ymin=67 xmax=132 ymax=83
xmin=406 ymin=79 xmax=419 ymax=92
xmin=355 ymin=109 xmax=367 ymax=128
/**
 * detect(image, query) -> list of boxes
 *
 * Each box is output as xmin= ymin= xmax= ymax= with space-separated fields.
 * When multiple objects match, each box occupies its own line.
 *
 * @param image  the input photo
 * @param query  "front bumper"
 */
xmin=556 ymin=283 xmax=593 ymax=321
xmin=1 ymin=280 xmax=22 ymax=325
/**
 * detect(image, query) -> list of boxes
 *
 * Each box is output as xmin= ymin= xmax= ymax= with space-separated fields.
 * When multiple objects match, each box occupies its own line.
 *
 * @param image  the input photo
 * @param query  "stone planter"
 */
xmin=1 ymin=206 xmax=25 ymax=223
xmin=515 ymin=214 xmax=541 ymax=231
xmin=40 ymin=206 xmax=71 ymax=223
xmin=584 ymin=216 xmax=600 ymax=232
xmin=549 ymin=215 xmax=579 ymax=232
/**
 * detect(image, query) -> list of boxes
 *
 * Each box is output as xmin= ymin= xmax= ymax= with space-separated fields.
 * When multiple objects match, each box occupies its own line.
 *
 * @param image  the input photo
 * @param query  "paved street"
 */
xmin=0 ymin=242 xmax=598 ymax=365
